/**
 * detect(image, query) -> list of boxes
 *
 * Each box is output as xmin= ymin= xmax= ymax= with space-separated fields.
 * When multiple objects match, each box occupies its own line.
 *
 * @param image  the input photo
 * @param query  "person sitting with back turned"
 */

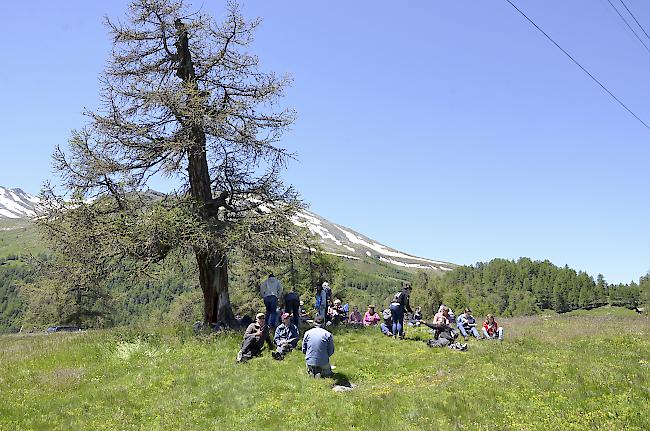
xmin=237 ymin=313 xmax=273 ymax=363
xmin=272 ymin=312 xmax=300 ymax=360
xmin=482 ymin=314 xmax=504 ymax=341
xmin=302 ymin=315 xmax=335 ymax=378
xmin=457 ymin=308 xmax=481 ymax=341
xmin=363 ymin=305 xmax=381 ymax=326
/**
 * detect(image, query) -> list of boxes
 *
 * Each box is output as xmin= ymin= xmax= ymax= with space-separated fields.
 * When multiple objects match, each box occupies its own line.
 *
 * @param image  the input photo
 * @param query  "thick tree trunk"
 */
xmin=197 ymin=251 xmax=234 ymax=324
xmin=176 ymin=20 xmax=235 ymax=325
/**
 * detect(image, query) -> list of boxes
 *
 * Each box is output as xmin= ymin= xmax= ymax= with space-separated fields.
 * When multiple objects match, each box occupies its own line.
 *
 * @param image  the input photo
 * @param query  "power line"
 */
xmin=605 ymin=0 xmax=650 ymax=54
xmin=617 ymin=0 xmax=650 ymax=42
xmin=503 ymin=0 xmax=650 ymax=130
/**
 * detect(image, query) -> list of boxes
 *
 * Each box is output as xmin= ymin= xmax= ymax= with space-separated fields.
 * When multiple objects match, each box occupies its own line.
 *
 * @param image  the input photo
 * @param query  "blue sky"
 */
xmin=1 ymin=0 xmax=648 ymax=284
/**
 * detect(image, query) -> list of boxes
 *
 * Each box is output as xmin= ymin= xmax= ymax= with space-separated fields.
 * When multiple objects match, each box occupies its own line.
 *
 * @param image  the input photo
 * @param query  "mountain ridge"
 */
xmin=0 ymin=185 xmax=455 ymax=272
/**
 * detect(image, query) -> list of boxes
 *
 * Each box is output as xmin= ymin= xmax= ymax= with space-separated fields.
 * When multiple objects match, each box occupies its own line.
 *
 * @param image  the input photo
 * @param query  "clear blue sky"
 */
xmin=1 ymin=0 xmax=648 ymax=284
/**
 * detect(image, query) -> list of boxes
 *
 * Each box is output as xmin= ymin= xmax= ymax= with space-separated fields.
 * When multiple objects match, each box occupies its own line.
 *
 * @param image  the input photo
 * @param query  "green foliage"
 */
xmin=0 ymin=308 xmax=648 ymax=430
xmin=420 ymin=258 xmax=643 ymax=317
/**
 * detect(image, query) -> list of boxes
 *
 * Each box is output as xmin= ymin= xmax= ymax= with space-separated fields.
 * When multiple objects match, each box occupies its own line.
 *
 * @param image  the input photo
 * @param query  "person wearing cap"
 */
xmin=260 ymin=273 xmax=283 ymax=328
xmin=389 ymin=283 xmax=413 ymax=339
xmin=272 ymin=312 xmax=300 ymax=359
xmin=314 ymin=281 xmax=332 ymax=323
xmin=363 ymin=305 xmax=381 ymax=326
xmin=457 ymin=308 xmax=481 ymax=341
xmin=237 ymin=313 xmax=272 ymax=363
xmin=302 ymin=315 xmax=335 ymax=377
xmin=348 ymin=305 xmax=363 ymax=326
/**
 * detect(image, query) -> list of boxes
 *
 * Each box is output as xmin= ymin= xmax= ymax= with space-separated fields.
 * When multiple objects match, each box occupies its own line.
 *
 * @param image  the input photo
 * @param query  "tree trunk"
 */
xmin=197 ymin=251 xmax=234 ymax=324
xmin=176 ymin=19 xmax=235 ymax=325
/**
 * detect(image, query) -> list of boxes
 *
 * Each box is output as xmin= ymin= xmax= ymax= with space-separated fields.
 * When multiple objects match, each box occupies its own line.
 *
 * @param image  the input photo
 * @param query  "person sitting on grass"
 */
xmin=302 ymin=315 xmax=335 ymax=378
xmin=408 ymin=306 xmax=423 ymax=326
xmin=329 ymin=299 xmax=347 ymax=325
xmin=348 ymin=305 xmax=363 ymax=326
xmin=433 ymin=305 xmax=452 ymax=327
xmin=457 ymin=308 xmax=481 ymax=341
xmin=363 ymin=305 xmax=381 ymax=326
xmin=482 ymin=314 xmax=504 ymax=341
xmin=380 ymin=309 xmax=393 ymax=336
xmin=272 ymin=312 xmax=300 ymax=360
xmin=420 ymin=318 xmax=466 ymax=351
xmin=237 ymin=313 xmax=273 ymax=363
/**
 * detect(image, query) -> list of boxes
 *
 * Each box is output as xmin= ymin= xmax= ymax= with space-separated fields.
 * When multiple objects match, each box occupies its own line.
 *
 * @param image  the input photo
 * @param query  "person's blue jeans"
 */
xmin=389 ymin=304 xmax=404 ymax=337
xmin=482 ymin=327 xmax=504 ymax=340
xmin=457 ymin=319 xmax=481 ymax=339
xmin=264 ymin=295 xmax=278 ymax=327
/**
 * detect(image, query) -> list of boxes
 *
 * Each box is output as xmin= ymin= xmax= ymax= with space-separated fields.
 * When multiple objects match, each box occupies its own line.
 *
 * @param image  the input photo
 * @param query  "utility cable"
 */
xmin=503 ymin=0 xmax=650 ymax=129
xmin=617 ymin=0 xmax=650 ymax=42
xmin=605 ymin=0 xmax=650 ymax=54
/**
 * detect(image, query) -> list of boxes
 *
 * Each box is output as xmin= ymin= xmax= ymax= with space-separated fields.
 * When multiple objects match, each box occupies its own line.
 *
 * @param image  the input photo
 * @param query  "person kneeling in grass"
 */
xmin=457 ymin=308 xmax=482 ymax=341
xmin=237 ymin=313 xmax=273 ymax=363
xmin=482 ymin=314 xmax=504 ymax=341
xmin=302 ymin=315 xmax=335 ymax=377
xmin=273 ymin=312 xmax=299 ymax=360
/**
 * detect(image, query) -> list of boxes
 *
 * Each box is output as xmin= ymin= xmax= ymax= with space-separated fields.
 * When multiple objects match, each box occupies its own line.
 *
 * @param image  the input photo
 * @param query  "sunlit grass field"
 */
xmin=0 ymin=307 xmax=648 ymax=430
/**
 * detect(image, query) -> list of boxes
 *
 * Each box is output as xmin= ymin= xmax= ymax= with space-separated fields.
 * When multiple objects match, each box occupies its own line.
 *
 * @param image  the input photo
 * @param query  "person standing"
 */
xmin=283 ymin=289 xmax=301 ymax=327
xmin=302 ymin=315 xmax=335 ymax=377
xmin=314 ymin=281 xmax=332 ymax=323
xmin=260 ymin=273 xmax=282 ymax=328
xmin=389 ymin=283 xmax=413 ymax=338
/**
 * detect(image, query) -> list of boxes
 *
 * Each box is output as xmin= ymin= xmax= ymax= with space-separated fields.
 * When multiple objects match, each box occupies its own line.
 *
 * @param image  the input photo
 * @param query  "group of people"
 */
xmin=237 ymin=275 xmax=505 ymax=376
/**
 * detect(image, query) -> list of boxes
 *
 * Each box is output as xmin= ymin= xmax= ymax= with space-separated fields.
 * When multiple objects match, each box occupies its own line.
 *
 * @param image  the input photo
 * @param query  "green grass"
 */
xmin=0 ymin=307 xmax=648 ymax=430
xmin=0 ymin=219 xmax=43 ymax=258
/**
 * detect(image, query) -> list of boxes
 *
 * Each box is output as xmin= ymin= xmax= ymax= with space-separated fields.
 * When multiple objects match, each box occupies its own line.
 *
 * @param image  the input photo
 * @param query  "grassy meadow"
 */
xmin=0 ymin=307 xmax=648 ymax=430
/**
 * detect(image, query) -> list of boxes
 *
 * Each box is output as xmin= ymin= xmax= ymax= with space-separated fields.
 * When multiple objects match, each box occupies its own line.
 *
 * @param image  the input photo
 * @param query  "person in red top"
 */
xmin=482 ymin=314 xmax=504 ymax=341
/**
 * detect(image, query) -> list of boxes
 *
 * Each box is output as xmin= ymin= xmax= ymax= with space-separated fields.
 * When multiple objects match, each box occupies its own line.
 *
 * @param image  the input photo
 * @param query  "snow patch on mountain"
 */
xmin=0 ymin=187 xmax=41 ymax=218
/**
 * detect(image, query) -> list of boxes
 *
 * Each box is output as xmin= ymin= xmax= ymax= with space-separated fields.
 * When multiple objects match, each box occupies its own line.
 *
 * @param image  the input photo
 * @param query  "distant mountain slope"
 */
xmin=0 ymin=185 xmax=455 ymax=272
xmin=0 ymin=187 xmax=41 ymax=219
xmin=292 ymin=210 xmax=455 ymax=273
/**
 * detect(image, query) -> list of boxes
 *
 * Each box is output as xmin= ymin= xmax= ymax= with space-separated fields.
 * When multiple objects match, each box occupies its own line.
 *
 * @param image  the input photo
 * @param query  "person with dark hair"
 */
xmin=389 ymin=283 xmax=413 ymax=338
xmin=380 ymin=309 xmax=393 ymax=336
xmin=302 ymin=315 xmax=335 ymax=377
xmin=237 ymin=313 xmax=273 ymax=362
xmin=420 ymin=317 xmax=467 ymax=351
xmin=482 ymin=314 xmax=504 ymax=341
xmin=283 ymin=289 xmax=301 ymax=327
xmin=348 ymin=305 xmax=363 ymax=326
xmin=457 ymin=308 xmax=481 ymax=341
xmin=260 ymin=273 xmax=282 ymax=328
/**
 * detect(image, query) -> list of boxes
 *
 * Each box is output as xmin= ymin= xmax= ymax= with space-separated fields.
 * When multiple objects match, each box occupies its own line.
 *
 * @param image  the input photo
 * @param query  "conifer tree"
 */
xmin=44 ymin=0 xmax=299 ymax=325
